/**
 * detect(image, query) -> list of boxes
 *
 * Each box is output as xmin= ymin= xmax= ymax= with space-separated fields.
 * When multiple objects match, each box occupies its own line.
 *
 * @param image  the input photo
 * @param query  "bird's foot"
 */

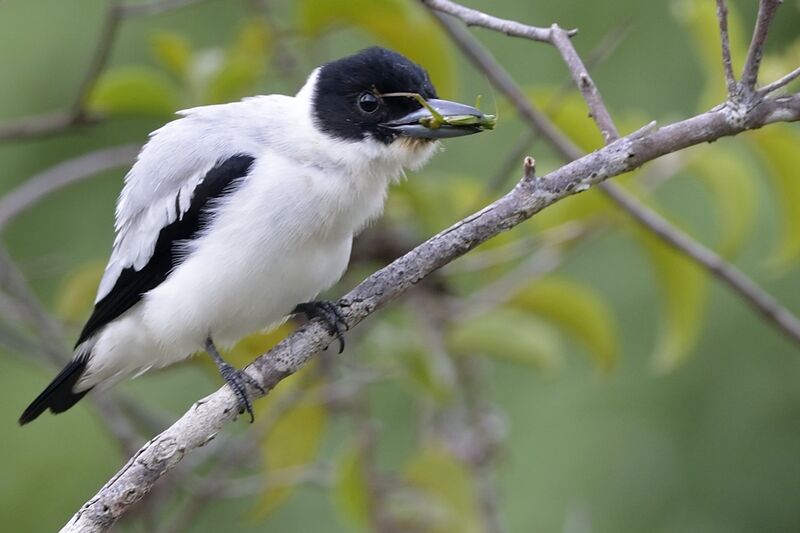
xmin=205 ymin=337 xmax=264 ymax=422
xmin=293 ymin=300 xmax=349 ymax=353
xmin=218 ymin=363 xmax=264 ymax=422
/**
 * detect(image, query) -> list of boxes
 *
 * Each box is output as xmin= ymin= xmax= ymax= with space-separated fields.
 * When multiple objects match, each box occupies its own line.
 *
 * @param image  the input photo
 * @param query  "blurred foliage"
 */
xmin=2 ymin=0 xmax=800 ymax=532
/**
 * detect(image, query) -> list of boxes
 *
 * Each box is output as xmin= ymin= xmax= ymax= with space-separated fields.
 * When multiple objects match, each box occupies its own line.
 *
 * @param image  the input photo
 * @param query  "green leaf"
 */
xmin=630 ymin=215 xmax=709 ymax=372
xmin=749 ymin=126 xmax=800 ymax=271
xmin=207 ymin=19 xmax=272 ymax=103
xmin=54 ymin=261 xmax=105 ymax=324
xmin=533 ymin=89 xmax=605 ymax=152
xmin=361 ymin=313 xmax=455 ymax=402
xmin=297 ymin=0 xmax=456 ymax=97
xmin=332 ymin=440 xmax=371 ymax=529
xmin=687 ymin=146 xmax=759 ymax=258
xmin=222 ymin=324 xmax=294 ymax=369
xmin=401 ymin=442 xmax=481 ymax=533
xmin=89 ymin=66 xmax=181 ymax=117
xmin=254 ymin=370 xmax=327 ymax=517
xmin=672 ymin=0 xmax=747 ymax=108
xmin=507 ymin=276 xmax=620 ymax=371
xmin=150 ymin=32 xmax=193 ymax=79
xmin=448 ymin=308 xmax=563 ymax=371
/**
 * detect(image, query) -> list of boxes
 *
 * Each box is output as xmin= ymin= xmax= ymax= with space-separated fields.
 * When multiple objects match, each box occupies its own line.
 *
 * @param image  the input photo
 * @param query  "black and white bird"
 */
xmin=19 ymin=46 xmax=492 ymax=424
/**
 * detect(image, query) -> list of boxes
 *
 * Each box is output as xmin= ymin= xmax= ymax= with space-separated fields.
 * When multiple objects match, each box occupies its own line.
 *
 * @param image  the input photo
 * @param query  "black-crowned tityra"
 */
xmin=20 ymin=46 xmax=493 ymax=424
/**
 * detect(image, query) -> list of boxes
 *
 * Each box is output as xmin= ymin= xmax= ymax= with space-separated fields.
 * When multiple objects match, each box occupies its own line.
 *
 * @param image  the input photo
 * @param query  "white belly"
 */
xmin=80 ymin=150 xmax=388 ymax=389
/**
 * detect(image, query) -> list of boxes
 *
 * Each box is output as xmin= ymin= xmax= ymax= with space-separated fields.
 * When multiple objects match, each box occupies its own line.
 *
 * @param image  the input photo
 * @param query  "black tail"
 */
xmin=19 ymin=357 xmax=92 ymax=425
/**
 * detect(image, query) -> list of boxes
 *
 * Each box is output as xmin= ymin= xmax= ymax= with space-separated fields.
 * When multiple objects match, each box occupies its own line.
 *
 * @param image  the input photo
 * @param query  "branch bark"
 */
xmin=61 ymin=91 xmax=800 ymax=532
xmin=426 ymin=0 xmax=800 ymax=347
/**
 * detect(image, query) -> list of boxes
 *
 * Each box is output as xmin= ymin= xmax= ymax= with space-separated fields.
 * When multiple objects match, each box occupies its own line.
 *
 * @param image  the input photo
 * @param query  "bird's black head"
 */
xmin=311 ymin=47 xmax=490 ymax=144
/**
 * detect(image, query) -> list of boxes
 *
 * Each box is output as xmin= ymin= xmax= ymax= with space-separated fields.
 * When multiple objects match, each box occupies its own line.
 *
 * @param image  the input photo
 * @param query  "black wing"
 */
xmin=76 ymin=154 xmax=256 ymax=346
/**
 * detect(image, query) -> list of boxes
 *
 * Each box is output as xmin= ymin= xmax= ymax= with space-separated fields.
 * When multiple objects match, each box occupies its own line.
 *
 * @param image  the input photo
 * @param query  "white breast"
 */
xmin=140 ymin=148 xmax=390 ymax=350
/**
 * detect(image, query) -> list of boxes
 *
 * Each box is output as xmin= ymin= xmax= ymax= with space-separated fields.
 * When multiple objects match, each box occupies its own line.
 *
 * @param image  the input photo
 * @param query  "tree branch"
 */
xmin=715 ymin=0 xmax=738 ymax=95
xmin=61 ymin=90 xmax=800 ymax=532
xmin=741 ymin=0 xmax=782 ymax=92
xmin=758 ymin=67 xmax=800 ymax=97
xmin=426 ymin=0 xmax=800 ymax=348
xmin=0 ymin=0 xmax=204 ymax=143
xmin=420 ymin=0 xmax=565 ymax=42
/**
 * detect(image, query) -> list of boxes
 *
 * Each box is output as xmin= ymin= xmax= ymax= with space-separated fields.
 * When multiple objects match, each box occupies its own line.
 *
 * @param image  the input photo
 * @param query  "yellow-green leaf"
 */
xmin=89 ymin=66 xmax=181 ymax=117
xmin=749 ymin=126 xmax=800 ymax=270
xmin=54 ymin=261 xmax=105 ymax=324
xmin=448 ymin=308 xmax=563 ymax=371
xmin=631 ymin=216 xmax=709 ymax=372
xmin=297 ymin=0 xmax=455 ymax=97
xmin=402 ymin=442 xmax=481 ymax=533
xmin=150 ymin=32 xmax=193 ymax=79
xmin=254 ymin=369 xmax=327 ymax=517
xmin=393 ymin=173 xmax=489 ymax=236
xmin=208 ymin=19 xmax=272 ymax=103
xmin=688 ymin=146 xmax=759 ymax=258
xmin=332 ymin=440 xmax=371 ymax=529
xmin=362 ymin=316 xmax=455 ymax=402
xmin=507 ymin=276 xmax=620 ymax=371
xmin=222 ymin=324 xmax=294 ymax=369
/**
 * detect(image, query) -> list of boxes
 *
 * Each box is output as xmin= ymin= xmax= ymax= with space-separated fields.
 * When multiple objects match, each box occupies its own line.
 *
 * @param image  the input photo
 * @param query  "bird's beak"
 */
xmin=380 ymin=98 xmax=495 ymax=139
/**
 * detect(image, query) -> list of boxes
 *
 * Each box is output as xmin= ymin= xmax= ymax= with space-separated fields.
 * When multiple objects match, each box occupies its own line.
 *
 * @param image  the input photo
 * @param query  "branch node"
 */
xmin=523 ymin=156 xmax=536 ymax=181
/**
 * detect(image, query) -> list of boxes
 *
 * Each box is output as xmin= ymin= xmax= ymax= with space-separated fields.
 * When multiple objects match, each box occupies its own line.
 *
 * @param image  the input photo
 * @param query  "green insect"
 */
xmin=381 ymin=91 xmax=497 ymax=131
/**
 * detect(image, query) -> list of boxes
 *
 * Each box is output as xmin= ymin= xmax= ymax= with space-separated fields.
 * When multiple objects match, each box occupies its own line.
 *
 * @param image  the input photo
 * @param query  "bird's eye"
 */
xmin=357 ymin=92 xmax=380 ymax=114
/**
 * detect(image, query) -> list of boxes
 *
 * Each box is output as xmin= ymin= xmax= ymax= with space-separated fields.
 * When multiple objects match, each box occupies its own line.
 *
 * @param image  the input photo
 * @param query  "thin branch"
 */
xmin=599 ymin=183 xmax=800 ymax=343
xmin=0 ymin=0 xmax=204 ymax=143
xmin=71 ymin=3 xmax=124 ymax=117
xmin=117 ymin=0 xmax=201 ymax=17
xmin=62 ymin=91 xmax=800 ymax=532
xmin=758 ymin=67 xmax=800 ymax=97
xmin=741 ymin=0 xmax=782 ymax=92
xmin=715 ymin=0 xmax=738 ymax=95
xmin=429 ymin=10 xmax=578 ymax=158
xmin=0 ymin=144 xmax=140 ymax=231
xmin=0 ymin=112 xmax=96 ymax=143
xmin=426 ymin=0 xmax=800 ymax=349
xmin=420 ymin=0 xmax=565 ymax=42
xmin=549 ymin=25 xmax=618 ymax=142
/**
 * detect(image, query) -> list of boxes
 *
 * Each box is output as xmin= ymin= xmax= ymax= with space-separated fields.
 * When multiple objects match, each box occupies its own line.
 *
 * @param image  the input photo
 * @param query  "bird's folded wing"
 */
xmin=79 ymin=110 xmax=258 ymax=346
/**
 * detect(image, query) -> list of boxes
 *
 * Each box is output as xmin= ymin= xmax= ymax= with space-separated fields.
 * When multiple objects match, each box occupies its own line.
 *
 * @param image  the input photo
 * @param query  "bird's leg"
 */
xmin=292 ymin=300 xmax=349 ymax=353
xmin=204 ymin=337 xmax=264 ymax=422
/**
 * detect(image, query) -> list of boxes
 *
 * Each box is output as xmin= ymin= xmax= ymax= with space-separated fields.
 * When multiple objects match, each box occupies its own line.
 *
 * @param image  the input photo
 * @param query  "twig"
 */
xmin=484 ymin=22 xmax=630 ymax=195
xmin=549 ymin=25 xmax=617 ymax=143
xmin=758 ymin=67 xmax=800 ymax=97
xmin=0 ymin=144 xmax=140 ymax=231
xmin=71 ymin=3 xmax=124 ymax=118
xmin=429 ymin=10 xmax=578 ymax=158
xmin=426 ymin=0 xmax=800 ymax=348
xmin=0 ymin=243 xmax=149 ymax=459
xmin=117 ymin=0 xmax=200 ymax=16
xmin=715 ymin=0 xmax=738 ymax=95
xmin=599 ymin=183 xmax=800 ymax=343
xmin=420 ymin=0 xmax=565 ymax=42
xmin=0 ymin=112 xmax=97 ymax=143
xmin=61 ymin=90 xmax=800 ymax=532
xmin=741 ymin=0 xmax=782 ymax=92
xmin=0 ymin=0 xmax=204 ymax=143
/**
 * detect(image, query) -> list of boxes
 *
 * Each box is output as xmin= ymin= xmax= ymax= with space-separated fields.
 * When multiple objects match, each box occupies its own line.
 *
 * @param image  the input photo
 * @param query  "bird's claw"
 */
xmin=293 ymin=300 xmax=349 ymax=353
xmin=219 ymin=363 xmax=264 ymax=423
